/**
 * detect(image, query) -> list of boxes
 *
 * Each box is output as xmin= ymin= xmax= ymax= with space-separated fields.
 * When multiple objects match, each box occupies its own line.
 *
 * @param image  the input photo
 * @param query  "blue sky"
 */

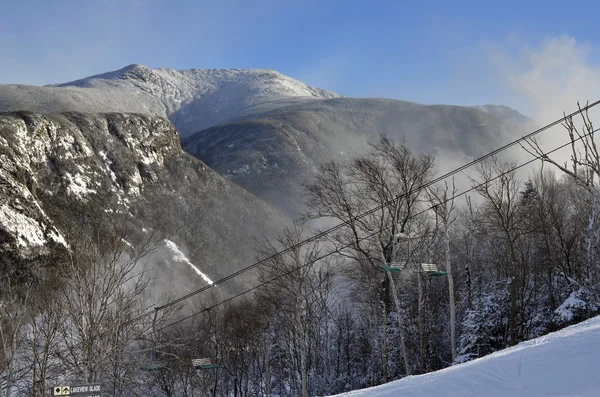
xmin=1 ymin=0 xmax=599 ymax=118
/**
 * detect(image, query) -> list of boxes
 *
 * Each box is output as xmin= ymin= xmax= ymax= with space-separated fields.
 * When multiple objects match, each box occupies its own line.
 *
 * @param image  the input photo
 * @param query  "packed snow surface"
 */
xmin=332 ymin=316 xmax=600 ymax=397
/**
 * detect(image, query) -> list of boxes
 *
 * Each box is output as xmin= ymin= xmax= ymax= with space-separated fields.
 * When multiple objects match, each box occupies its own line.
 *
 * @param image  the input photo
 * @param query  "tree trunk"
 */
xmin=386 ymin=272 xmax=411 ymax=376
xmin=382 ymin=306 xmax=388 ymax=381
xmin=264 ymin=337 xmax=271 ymax=396
xmin=446 ymin=225 xmax=457 ymax=362
xmin=465 ymin=261 xmax=472 ymax=310
xmin=418 ymin=273 xmax=425 ymax=373
xmin=296 ymin=304 xmax=308 ymax=397
xmin=509 ymin=276 xmax=518 ymax=346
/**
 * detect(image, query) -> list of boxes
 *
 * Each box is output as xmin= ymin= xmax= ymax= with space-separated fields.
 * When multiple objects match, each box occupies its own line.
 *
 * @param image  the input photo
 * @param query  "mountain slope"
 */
xmin=332 ymin=316 xmax=600 ymax=397
xmin=471 ymin=104 xmax=532 ymax=126
xmin=0 ymin=83 xmax=165 ymax=117
xmin=0 ymin=111 xmax=288 ymax=292
xmin=183 ymin=98 xmax=525 ymax=214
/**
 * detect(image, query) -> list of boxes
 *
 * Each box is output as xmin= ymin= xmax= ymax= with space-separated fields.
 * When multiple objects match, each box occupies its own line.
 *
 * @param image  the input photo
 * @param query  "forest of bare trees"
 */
xmin=3 ymin=109 xmax=600 ymax=396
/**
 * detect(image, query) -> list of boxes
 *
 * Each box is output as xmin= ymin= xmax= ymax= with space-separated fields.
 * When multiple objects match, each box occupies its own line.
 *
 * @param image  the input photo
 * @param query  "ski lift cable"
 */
xmin=155 ymin=125 xmax=600 ymax=332
xmin=138 ymin=99 xmax=600 ymax=318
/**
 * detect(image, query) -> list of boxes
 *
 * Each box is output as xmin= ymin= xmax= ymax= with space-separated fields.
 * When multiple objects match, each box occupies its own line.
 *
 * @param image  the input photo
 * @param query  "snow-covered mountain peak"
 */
xmin=55 ymin=65 xmax=341 ymax=136
xmin=56 ymin=63 xmax=156 ymax=88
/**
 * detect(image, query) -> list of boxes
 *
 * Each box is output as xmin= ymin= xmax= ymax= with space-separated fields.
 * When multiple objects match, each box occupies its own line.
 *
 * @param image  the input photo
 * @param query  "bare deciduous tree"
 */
xmin=257 ymin=226 xmax=326 ymax=397
xmin=523 ymin=104 xmax=600 ymax=287
xmin=57 ymin=219 xmax=159 ymax=387
xmin=24 ymin=286 xmax=65 ymax=397
xmin=0 ymin=280 xmax=32 ymax=397
xmin=304 ymin=136 xmax=435 ymax=376
xmin=523 ymin=103 xmax=599 ymax=191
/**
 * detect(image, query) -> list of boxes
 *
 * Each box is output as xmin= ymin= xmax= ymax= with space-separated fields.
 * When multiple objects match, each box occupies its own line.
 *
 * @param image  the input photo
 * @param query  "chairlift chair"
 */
xmin=140 ymin=363 xmax=166 ymax=372
xmin=192 ymin=358 xmax=220 ymax=370
xmin=378 ymin=261 xmax=403 ymax=273
xmin=421 ymin=263 xmax=448 ymax=277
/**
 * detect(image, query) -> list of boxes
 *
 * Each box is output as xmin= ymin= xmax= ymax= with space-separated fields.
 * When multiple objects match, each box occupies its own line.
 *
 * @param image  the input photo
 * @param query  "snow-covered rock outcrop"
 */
xmin=0 ymin=112 xmax=178 ymax=258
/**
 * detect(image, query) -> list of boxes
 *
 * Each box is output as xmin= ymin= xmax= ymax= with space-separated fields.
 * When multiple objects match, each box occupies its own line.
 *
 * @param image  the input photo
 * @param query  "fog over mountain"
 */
xmin=183 ymin=98 xmax=531 ymax=214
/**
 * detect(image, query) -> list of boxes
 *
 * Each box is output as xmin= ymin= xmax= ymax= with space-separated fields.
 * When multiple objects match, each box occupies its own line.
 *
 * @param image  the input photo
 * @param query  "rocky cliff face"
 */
xmin=0 ymin=112 xmax=287 ymax=291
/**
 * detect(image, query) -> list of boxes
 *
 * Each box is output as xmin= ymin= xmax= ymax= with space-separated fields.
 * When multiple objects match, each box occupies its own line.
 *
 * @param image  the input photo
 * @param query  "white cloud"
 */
xmin=473 ymin=35 xmax=600 ymax=170
xmin=505 ymin=35 xmax=600 ymax=125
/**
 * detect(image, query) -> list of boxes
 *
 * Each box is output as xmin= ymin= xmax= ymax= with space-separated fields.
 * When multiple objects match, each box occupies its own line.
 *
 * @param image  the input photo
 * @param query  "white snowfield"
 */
xmin=332 ymin=316 xmax=600 ymax=397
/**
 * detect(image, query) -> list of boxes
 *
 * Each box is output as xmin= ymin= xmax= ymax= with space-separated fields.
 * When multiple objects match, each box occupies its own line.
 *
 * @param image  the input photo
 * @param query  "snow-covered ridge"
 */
xmin=61 ymin=64 xmax=339 ymax=105
xmin=56 ymin=64 xmax=341 ymax=137
xmin=332 ymin=316 xmax=600 ymax=397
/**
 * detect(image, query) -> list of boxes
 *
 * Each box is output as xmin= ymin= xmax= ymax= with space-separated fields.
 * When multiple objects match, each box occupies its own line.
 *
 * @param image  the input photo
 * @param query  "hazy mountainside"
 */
xmin=183 ymin=98 xmax=528 ymax=214
xmin=0 ymin=112 xmax=288 ymax=293
xmin=0 ymin=83 xmax=165 ymax=117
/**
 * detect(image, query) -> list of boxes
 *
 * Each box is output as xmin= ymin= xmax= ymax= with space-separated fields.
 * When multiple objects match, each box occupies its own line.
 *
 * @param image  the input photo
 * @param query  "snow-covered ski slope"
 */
xmin=332 ymin=316 xmax=600 ymax=397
